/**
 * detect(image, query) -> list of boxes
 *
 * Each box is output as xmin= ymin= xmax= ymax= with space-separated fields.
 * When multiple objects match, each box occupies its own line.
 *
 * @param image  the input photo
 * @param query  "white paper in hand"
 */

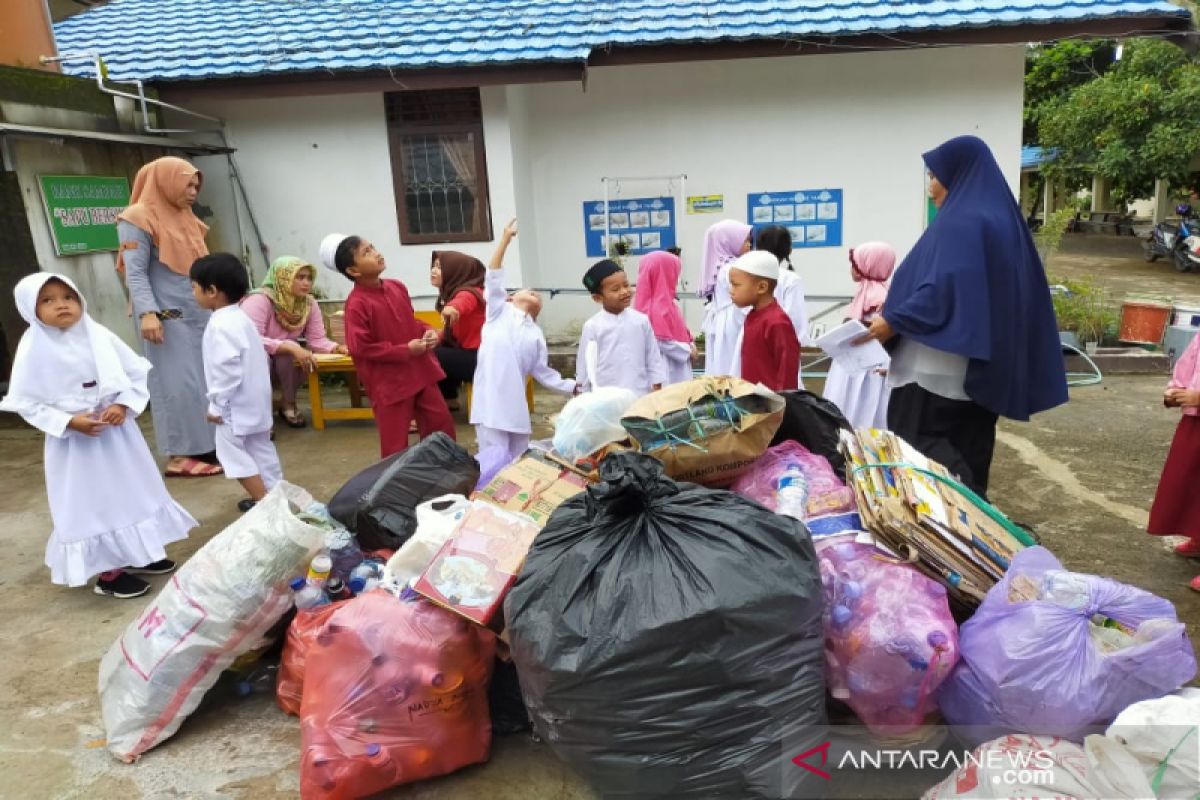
xmin=815 ymin=320 xmax=889 ymax=374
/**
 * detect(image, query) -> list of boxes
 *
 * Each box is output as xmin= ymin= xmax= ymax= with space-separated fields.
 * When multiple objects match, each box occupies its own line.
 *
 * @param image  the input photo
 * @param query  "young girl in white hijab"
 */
xmin=0 ymin=273 xmax=197 ymax=598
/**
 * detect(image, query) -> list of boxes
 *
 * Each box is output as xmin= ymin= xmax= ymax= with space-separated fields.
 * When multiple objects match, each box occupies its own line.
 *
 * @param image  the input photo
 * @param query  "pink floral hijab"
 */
xmin=699 ymin=219 xmax=753 ymax=299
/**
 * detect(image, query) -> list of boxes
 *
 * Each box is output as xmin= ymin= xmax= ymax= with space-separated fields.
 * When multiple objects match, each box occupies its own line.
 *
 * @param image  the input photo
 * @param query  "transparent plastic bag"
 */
xmin=552 ymin=387 xmax=639 ymax=462
xmin=99 ymin=483 xmax=327 ymax=761
xmin=732 ymin=440 xmax=856 ymax=521
xmin=817 ymin=535 xmax=959 ymax=735
xmin=940 ymin=547 xmax=1197 ymax=742
xmin=299 ymin=591 xmax=495 ymax=799
xmin=380 ymin=495 xmax=470 ymax=593
xmin=277 ymin=601 xmax=345 ymax=716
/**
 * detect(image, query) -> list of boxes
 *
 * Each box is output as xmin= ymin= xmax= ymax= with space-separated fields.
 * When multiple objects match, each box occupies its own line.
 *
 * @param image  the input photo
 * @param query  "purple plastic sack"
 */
xmin=939 ymin=547 xmax=1196 ymax=742
xmin=818 ymin=535 xmax=959 ymax=734
xmin=731 ymin=441 xmax=855 ymax=520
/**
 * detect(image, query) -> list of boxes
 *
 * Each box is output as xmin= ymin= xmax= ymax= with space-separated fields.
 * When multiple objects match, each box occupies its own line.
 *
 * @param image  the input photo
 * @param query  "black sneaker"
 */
xmin=237 ymin=498 xmax=257 ymax=513
xmin=94 ymin=572 xmax=150 ymax=599
xmin=126 ymin=559 xmax=177 ymax=575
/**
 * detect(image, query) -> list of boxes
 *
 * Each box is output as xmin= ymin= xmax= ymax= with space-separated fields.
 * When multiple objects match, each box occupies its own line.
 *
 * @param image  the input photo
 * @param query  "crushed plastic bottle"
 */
xmin=236 ymin=663 xmax=280 ymax=697
xmin=775 ymin=463 xmax=810 ymax=520
xmin=326 ymin=527 xmax=363 ymax=581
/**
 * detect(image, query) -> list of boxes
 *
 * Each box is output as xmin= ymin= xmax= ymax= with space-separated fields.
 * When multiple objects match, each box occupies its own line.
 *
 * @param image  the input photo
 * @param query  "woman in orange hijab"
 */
xmin=117 ymin=156 xmax=222 ymax=477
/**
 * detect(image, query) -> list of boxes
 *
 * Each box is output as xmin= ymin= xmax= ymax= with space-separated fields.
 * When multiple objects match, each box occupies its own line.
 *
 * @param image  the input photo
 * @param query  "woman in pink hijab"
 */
xmin=823 ymin=242 xmax=897 ymax=428
xmin=634 ymin=250 xmax=694 ymax=385
xmin=698 ymin=219 xmax=754 ymax=376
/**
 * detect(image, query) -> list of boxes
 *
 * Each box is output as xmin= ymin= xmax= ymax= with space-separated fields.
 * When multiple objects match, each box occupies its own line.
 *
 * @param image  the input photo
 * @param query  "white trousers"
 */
xmin=215 ymin=426 xmax=282 ymax=487
xmin=475 ymin=425 xmax=531 ymax=466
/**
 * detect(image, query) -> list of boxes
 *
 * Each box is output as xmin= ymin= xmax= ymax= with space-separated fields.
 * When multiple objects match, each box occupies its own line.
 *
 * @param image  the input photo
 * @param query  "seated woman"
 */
xmin=241 ymin=256 xmax=346 ymax=428
xmin=430 ymin=251 xmax=486 ymax=410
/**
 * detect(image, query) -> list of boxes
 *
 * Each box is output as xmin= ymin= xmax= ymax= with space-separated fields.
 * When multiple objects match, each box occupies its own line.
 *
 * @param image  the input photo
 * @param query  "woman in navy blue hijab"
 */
xmin=857 ymin=135 xmax=1067 ymax=495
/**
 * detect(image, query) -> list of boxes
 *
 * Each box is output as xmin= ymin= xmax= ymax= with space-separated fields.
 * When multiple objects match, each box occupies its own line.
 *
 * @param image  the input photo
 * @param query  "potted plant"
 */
xmin=1051 ymin=277 xmax=1117 ymax=353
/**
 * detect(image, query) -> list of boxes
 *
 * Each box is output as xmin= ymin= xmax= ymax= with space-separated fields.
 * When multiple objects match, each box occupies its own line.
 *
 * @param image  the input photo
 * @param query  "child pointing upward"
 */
xmin=470 ymin=219 xmax=576 ymax=462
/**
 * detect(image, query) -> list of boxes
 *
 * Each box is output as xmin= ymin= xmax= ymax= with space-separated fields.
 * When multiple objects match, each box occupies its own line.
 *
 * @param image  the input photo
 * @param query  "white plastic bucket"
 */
xmin=1172 ymin=305 xmax=1200 ymax=328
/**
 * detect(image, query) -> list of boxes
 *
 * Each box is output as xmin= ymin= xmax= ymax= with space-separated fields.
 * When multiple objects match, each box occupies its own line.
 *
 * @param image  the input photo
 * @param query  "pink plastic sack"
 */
xmin=818 ymin=536 xmax=959 ymax=735
xmin=299 ymin=591 xmax=495 ymax=799
xmin=731 ymin=440 xmax=855 ymax=519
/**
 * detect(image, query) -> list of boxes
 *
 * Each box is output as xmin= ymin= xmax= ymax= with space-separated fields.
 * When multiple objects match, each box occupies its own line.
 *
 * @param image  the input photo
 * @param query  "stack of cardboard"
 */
xmin=474 ymin=450 xmax=589 ymax=527
xmin=839 ymin=428 xmax=1033 ymax=608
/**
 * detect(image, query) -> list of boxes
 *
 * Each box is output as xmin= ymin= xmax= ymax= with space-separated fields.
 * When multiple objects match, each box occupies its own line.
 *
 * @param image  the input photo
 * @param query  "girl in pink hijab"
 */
xmin=699 ymin=219 xmax=754 ymax=376
xmin=634 ymin=250 xmax=694 ymax=385
xmin=823 ymin=242 xmax=897 ymax=429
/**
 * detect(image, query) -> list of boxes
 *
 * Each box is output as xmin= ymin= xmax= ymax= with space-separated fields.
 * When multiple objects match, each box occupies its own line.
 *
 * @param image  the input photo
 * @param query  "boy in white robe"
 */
xmin=470 ymin=219 xmax=576 ymax=463
xmin=1 ymin=273 xmax=196 ymax=598
xmin=191 ymin=254 xmax=282 ymax=511
xmin=576 ymin=260 xmax=667 ymax=396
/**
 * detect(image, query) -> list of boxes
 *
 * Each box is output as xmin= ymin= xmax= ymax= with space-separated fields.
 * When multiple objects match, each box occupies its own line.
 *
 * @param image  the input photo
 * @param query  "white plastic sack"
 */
xmin=552 ymin=386 xmax=639 ymax=462
xmin=380 ymin=494 xmax=470 ymax=592
xmin=921 ymin=734 xmax=1154 ymax=800
xmin=99 ymin=483 xmax=327 ymax=761
xmin=1104 ymin=688 xmax=1200 ymax=798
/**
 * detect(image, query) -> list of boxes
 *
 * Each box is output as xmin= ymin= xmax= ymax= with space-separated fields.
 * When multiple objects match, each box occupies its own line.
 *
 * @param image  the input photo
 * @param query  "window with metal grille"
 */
xmin=385 ymin=89 xmax=493 ymax=244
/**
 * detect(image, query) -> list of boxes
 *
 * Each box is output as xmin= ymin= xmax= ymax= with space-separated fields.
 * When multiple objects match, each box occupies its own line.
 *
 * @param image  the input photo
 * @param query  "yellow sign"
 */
xmin=687 ymin=194 xmax=724 ymax=214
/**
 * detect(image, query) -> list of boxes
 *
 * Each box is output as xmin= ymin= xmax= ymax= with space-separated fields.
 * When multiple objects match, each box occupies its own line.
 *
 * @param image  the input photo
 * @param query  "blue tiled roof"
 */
xmin=54 ymin=0 xmax=1190 ymax=83
xmin=1021 ymin=145 xmax=1060 ymax=170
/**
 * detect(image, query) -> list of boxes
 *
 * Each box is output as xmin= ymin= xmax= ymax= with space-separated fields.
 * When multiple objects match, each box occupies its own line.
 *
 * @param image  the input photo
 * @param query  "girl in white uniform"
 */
xmin=0 ymin=273 xmax=196 ymax=598
xmin=698 ymin=220 xmax=753 ymax=376
xmin=633 ymin=250 xmax=695 ymax=384
xmin=823 ymin=242 xmax=897 ymax=429
xmin=471 ymin=219 xmax=576 ymax=463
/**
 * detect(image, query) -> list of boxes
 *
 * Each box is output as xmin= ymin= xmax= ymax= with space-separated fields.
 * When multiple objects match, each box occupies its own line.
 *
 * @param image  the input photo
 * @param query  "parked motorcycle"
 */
xmin=1144 ymin=203 xmax=1200 ymax=272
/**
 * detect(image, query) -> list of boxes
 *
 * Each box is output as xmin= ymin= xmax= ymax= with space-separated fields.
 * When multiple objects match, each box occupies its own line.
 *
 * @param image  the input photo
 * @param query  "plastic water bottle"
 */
xmin=291 ymin=577 xmax=330 ymax=609
xmin=325 ymin=528 xmax=362 ymax=580
xmin=776 ymin=463 xmax=810 ymax=520
xmin=348 ymin=576 xmax=367 ymax=596
xmin=235 ymin=663 xmax=279 ymax=697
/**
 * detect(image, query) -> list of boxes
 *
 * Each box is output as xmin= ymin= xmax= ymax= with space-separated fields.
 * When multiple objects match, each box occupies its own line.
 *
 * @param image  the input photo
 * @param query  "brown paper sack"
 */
xmin=620 ymin=377 xmax=785 ymax=487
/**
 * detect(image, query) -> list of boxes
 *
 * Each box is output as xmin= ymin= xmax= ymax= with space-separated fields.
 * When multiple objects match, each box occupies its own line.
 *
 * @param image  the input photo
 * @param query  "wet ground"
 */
xmin=1 ymin=233 xmax=1196 ymax=799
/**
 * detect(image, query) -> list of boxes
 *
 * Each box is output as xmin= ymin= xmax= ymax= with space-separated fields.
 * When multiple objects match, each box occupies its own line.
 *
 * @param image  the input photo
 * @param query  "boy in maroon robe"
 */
xmin=727 ymin=250 xmax=800 ymax=392
xmin=323 ymin=233 xmax=456 ymax=457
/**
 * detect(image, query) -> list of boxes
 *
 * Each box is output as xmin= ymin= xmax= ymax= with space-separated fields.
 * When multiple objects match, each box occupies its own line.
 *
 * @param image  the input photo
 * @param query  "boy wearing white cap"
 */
xmin=728 ymin=250 xmax=800 ymax=392
xmin=320 ymin=232 xmax=455 ymax=458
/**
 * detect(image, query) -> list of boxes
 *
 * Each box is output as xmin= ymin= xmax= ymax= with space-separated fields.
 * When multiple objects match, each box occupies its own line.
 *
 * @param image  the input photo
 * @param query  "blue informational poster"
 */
xmin=583 ymin=197 xmax=676 ymax=258
xmin=746 ymin=188 xmax=843 ymax=248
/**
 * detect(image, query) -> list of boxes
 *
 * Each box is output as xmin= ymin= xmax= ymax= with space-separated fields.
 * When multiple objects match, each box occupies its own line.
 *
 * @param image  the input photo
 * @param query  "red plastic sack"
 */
xmin=277 ymin=603 xmax=343 ymax=716
xmin=299 ymin=591 xmax=495 ymax=799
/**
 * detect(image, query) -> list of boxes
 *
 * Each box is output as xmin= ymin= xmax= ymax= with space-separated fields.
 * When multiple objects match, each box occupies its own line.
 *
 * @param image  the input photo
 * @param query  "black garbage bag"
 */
xmin=327 ymin=433 xmax=478 ymax=551
xmin=771 ymin=389 xmax=853 ymax=481
xmin=505 ymin=452 xmax=827 ymax=800
xmin=488 ymin=658 xmax=532 ymax=736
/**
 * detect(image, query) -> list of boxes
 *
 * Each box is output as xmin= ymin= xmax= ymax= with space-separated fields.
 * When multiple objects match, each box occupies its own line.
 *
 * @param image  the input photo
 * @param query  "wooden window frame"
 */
xmin=385 ymin=90 xmax=494 ymax=245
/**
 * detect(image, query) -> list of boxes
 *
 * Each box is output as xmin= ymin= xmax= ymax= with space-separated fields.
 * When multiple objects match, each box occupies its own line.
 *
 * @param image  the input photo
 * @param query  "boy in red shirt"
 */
xmin=728 ymin=250 xmax=800 ymax=391
xmin=322 ymin=233 xmax=456 ymax=457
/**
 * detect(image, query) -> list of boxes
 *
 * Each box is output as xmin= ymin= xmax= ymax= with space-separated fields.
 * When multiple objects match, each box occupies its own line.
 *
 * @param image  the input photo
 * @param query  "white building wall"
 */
xmin=168 ymin=43 xmax=1023 ymax=336
xmin=516 ymin=45 xmax=1026 ymax=335
xmin=173 ymin=88 xmax=525 ymax=310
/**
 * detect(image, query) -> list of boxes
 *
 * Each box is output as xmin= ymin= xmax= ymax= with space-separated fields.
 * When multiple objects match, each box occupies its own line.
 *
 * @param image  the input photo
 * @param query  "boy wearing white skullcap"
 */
xmin=321 ymin=232 xmax=456 ymax=458
xmin=728 ymin=250 xmax=800 ymax=391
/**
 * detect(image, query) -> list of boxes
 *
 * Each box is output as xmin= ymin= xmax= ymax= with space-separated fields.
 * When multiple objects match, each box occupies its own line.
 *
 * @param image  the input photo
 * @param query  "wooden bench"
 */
xmin=306 ymin=354 xmax=373 ymax=430
xmin=1076 ymin=211 xmax=1135 ymax=236
xmin=308 ymin=311 xmax=533 ymax=430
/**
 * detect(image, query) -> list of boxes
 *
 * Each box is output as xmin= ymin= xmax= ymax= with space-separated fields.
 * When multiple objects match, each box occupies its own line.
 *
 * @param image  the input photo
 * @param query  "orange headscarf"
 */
xmin=116 ymin=156 xmax=209 ymax=276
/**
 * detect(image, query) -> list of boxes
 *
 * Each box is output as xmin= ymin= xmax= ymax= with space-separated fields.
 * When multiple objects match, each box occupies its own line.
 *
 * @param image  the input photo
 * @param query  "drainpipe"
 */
xmin=38 ymin=52 xmax=271 ymax=271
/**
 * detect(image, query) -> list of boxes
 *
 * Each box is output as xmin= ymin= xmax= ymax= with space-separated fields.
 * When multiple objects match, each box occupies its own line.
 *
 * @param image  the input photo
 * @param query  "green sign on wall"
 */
xmin=37 ymin=175 xmax=131 ymax=256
